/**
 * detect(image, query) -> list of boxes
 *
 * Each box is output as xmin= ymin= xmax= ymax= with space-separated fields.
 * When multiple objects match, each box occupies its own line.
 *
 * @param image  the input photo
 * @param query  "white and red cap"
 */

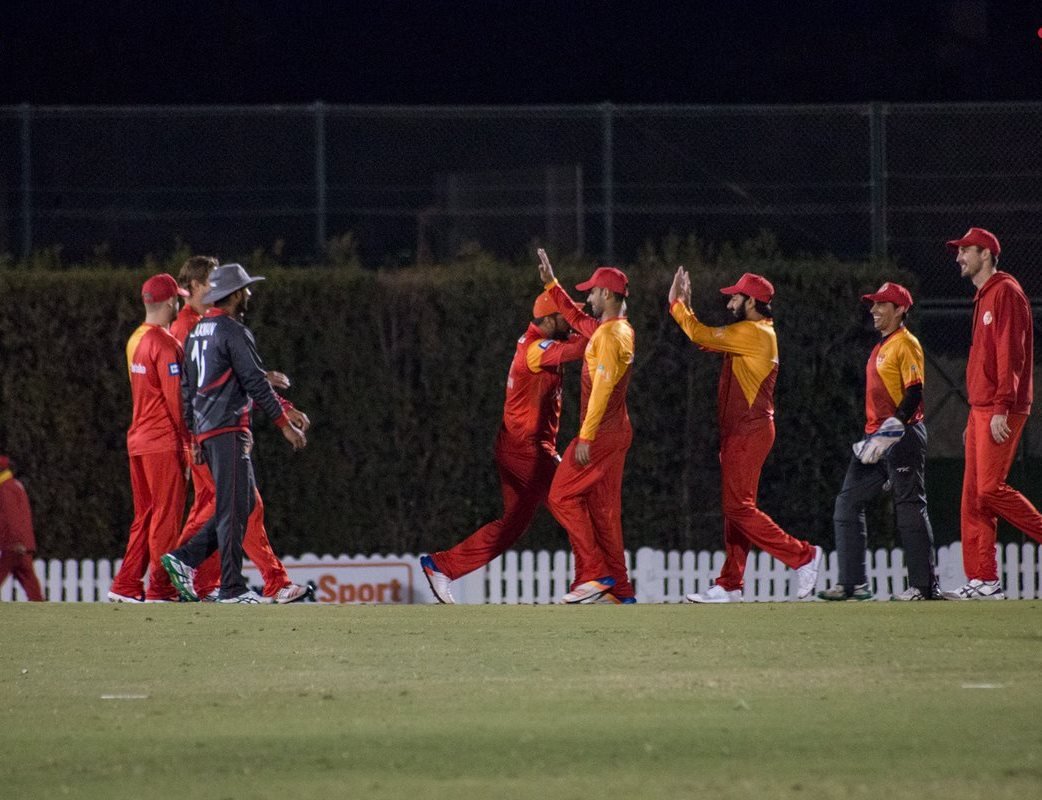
xmin=946 ymin=227 xmax=1001 ymax=258
xmin=862 ymin=282 xmax=913 ymax=308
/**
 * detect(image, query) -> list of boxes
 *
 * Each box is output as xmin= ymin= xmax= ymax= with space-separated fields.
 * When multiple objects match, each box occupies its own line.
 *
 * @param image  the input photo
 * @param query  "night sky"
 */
xmin=4 ymin=1 xmax=1042 ymax=106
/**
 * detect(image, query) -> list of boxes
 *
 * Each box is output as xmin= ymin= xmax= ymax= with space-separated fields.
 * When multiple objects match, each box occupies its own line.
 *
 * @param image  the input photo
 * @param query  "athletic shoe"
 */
xmin=685 ymin=584 xmax=743 ymax=603
xmin=216 ymin=589 xmax=263 ymax=604
xmin=795 ymin=546 xmax=824 ymax=600
xmin=107 ymin=591 xmax=144 ymax=603
xmin=420 ymin=555 xmax=455 ymax=604
xmin=159 ymin=553 xmax=199 ymax=602
xmin=891 ymin=586 xmax=929 ymax=601
xmin=591 ymin=592 xmax=637 ymax=604
xmin=200 ymin=590 xmax=220 ymax=603
xmin=272 ymin=583 xmax=311 ymax=604
xmin=942 ymin=579 xmax=1005 ymax=601
xmin=144 ymin=598 xmax=179 ymax=603
xmin=560 ymin=576 xmax=616 ymax=604
xmin=818 ymin=583 xmax=873 ymax=601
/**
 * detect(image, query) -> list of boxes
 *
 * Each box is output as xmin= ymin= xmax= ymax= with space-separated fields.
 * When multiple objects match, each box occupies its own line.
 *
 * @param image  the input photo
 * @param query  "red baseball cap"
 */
xmin=946 ymin=227 xmax=1001 ymax=258
xmin=720 ymin=273 xmax=774 ymax=304
xmin=576 ymin=266 xmax=629 ymax=297
xmin=862 ymin=282 xmax=913 ymax=309
xmin=532 ymin=291 xmax=557 ymax=318
xmin=0 ymin=455 xmax=9 ymax=471
xmin=141 ymin=273 xmax=189 ymax=303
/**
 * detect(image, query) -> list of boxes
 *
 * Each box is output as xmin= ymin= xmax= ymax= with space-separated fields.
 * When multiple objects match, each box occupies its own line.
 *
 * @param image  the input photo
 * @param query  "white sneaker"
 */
xmin=942 ymin=579 xmax=1005 ymax=600
xmin=420 ymin=555 xmax=455 ymax=604
xmin=795 ymin=546 xmax=823 ymax=599
xmin=107 ymin=591 xmax=144 ymax=603
xmin=200 ymin=590 xmax=220 ymax=603
xmin=685 ymin=584 xmax=742 ymax=603
xmin=272 ymin=583 xmax=311 ymax=604
xmin=216 ymin=589 xmax=263 ymax=604
xmin=891 ymin=586 xmax=928 ymax=601
xmin=560 ymin=577 xmax=615 ymax=604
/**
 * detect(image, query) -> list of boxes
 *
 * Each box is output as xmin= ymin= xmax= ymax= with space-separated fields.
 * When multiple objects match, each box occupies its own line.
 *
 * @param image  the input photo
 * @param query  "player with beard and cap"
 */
xmin=108 ymin=273 xmax=191 ymax=603
xmin=161 ymin=264 xmax=307 ymax=604
xmin=537 ymin=250 xmax=637 ymax=604
xmin=170 ymin=256 xmax=312 ymax=604
xmin=944 ymin=227 xmax=1042 ymax=600
xmin=669 ymin=268 xmax=822 ymax=602
xmin=420 ymin=291 xmax=589 ymax=603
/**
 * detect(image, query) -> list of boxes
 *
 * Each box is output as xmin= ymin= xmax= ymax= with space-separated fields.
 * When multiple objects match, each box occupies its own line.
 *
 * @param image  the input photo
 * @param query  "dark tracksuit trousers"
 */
xmin=170 ymin=431 xmax=256 ymax=599
xmin=833 ymin=421 xmax=936 ymax=592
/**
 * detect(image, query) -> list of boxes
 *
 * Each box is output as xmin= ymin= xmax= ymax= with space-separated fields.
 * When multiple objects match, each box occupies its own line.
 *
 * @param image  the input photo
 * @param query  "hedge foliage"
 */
xmin=1 ymin=246 xmax=917 ymax=559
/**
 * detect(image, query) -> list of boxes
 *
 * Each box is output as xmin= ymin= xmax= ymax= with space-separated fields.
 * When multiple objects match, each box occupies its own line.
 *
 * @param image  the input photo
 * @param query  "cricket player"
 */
xmin=108 ymin=273 xmax=191 ymax=603
xmin=421 ymin=291 xmax=589 ymax=603
xmin=821 ymin=282 xmax=939 ymax=601
xmin=0 ymin=455 xmax=45 ymax=601
xmin=161 ymin=264 xmax=307 ymax=604
xmin=537 ymin=250 xmax=637 ymax=604
xmin=945 ymin=227 xmax=1042 ymax=600
xmin=669 ymin=267 xmax=822 ymax=602
xmin=171 ymin=256 xmax=311 ymax=604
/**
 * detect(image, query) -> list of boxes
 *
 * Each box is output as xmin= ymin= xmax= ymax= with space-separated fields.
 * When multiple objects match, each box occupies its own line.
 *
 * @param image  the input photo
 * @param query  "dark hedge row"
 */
xmin=1 ymin=254 xmax=920 ymax=560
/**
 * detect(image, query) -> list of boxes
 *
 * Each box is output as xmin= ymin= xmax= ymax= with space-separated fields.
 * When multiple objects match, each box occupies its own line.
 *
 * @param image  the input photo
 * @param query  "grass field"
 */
xmin=2 ymin=602 xmax=1041 ymax=800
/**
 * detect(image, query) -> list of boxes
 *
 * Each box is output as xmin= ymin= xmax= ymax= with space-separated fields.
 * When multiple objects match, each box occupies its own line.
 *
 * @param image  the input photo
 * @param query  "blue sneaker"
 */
xmin=420 ymin=555 xmax=455 ymax=604
xmin=594 ymin=592 xmax=637 ymax=604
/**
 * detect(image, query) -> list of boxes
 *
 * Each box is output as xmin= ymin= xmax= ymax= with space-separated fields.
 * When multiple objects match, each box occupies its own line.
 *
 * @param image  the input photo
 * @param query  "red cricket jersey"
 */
xmin=170 ymin=303 xmax=202 ymax=346
xmin=501 ymin=323 xmax=588 ymax=456
xmin=967 ymin=271 xmax=1033 ymax=415
xmin=0 ymin=471 xmax=36 ymax=552
xmin=126 ymin=324 xmax=190 ymax=456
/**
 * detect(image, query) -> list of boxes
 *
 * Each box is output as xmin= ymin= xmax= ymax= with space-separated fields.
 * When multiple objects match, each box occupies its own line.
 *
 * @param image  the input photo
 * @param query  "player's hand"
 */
xmin=286 ymin=407 xmax=311 ymax=432
xmin=537 ymin=248 xmax=555 ymax=285
xmin=191 ymin=440 xmax=205 ymax=465
xmin=282 ymin=422 xmax=307 ymax=451
xmin=990 ymin=413 xmax=1011 ymax=444
xmin=575 ymin=441 xmax=591 ymax=466
xmin=266 ymin=371 xmax=291 ymax=390
xmin=680 ymin=269 xmax=691 ymax=305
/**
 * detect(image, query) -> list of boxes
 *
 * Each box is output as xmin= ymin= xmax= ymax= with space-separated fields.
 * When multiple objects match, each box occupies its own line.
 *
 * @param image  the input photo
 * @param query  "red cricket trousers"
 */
xmin=715 ymin=424 xmax=815 ymax=592
xmin=433 ymin=443 xmax=557 ymax=580
xmin=111 ymin=451 xmax=187 ymax=600
xmin=961 ymin=409 xmax=1042 ymax=581
xmin=547 ymin=434 xmax=634 ymax=598
xmin=0 ymin=550 xmax=45 ymax=601
xmin=178 ymin=461 xmax=290 ymax=597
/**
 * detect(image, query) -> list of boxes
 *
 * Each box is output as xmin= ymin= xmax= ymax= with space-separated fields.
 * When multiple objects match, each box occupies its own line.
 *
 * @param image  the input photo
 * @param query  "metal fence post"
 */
xmin=20 ymin=103 xmax=32 ymax=261
xmin=601 ymin=102 xmax=614 ymax=263
xmin=313 ymin=101 xmax=327 ymax=260
xmin=869 ymin=102 xmax=888 ymax=262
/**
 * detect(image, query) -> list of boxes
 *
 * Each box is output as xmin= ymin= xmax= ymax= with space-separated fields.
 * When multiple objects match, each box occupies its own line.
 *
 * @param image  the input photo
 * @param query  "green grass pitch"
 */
xmin=2 ymin=601 xmax=1041 ymax=799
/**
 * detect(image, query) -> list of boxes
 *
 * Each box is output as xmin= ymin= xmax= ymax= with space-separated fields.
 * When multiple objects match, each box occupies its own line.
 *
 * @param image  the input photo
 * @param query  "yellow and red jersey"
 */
xmin=865 ymin=326 xmax=924 ymax=434
xmin=170 ymin=303 xmax=202 ymax=347
xmin=0 ymin=471 xmax=36 ymax=552
xmin=501 ymin=323 xmax=588 ymax=456
xmin=546 ymin=281 xmax=634 ymax=443
xmin=126 ymin=323 xmax=190 ymax=456
xmin=670 ymin=300 xmax=776 ymax=437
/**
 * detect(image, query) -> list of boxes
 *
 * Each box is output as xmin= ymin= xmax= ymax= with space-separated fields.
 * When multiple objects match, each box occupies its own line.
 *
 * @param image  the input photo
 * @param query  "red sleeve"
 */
xmin=157 ymin=336 xmax=190 ymax=444
xmin=991 ymin=285 xmax=1029 ymax=414
xmin=547 ymin=281 xmax=600 ymax=340
xmin=0 ymin=482 xmax=35 ymax=550
xmin=532 ymin=333 xmax=588 ymax=369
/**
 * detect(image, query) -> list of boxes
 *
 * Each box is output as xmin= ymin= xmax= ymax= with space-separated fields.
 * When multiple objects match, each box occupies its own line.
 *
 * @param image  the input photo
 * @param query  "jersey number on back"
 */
xmin=189 ymin=339 xmax=208 ymax=388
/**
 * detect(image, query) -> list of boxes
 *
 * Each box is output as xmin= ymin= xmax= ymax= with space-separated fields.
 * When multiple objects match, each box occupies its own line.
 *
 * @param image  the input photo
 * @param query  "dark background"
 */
xmin=3 ymin=1 xmax=1041 ymax=106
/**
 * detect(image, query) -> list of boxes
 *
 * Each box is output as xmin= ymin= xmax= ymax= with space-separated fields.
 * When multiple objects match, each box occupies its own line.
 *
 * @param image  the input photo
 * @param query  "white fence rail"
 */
xmin=2 ymin=543 xmax=1040 ymax=603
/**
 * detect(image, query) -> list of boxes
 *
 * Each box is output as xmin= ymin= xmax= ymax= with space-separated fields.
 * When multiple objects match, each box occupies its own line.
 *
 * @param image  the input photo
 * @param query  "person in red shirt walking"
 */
xmin=420 ymin=291 xmax=589 ymax=603
xmin=945 ymin=227 xmax=1042 ymax=600
xmin=108 ymin=273 xmax=191 ymax=603
xmin=170 ymin=256 xmax=311 ymax=604
xmin=668 ymin=267 xmax=822 ymax=602
xmin=537 ymin=250 xmax=637 ymax=604
xmin=0 ymin=455 xmax=45 ymax=602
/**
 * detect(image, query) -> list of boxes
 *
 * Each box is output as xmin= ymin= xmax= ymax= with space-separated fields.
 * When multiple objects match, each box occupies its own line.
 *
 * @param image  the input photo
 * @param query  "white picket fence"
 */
xmin=3 ymin=542 xmax=1041 ymax=603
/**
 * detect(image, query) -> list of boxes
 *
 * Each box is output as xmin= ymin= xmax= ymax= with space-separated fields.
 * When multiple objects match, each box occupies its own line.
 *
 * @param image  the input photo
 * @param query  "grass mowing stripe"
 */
xmin=1 ymin=602 xmax=1041 ymax=799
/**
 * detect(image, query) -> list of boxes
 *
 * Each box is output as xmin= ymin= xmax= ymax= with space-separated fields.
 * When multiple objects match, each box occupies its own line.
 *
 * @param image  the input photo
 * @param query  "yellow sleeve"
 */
xmin=579 ymin=324 xmax=633 ymax=441
xmin=898 ymin=336 xmax=925 ymax=388
xmin=669 ymin=301 xmax=764 ymax=357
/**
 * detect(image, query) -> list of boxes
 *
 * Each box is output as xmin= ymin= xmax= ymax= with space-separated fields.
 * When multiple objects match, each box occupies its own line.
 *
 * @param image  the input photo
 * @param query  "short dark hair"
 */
xmin=178 ymin=255 xmax=218 ymax=289
xmin=753 ymin=299 xmax=773 ymax=318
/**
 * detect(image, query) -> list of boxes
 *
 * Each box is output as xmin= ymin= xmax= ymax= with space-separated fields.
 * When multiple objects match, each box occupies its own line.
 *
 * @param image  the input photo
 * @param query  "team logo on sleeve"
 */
xmin=982 ymin=311 xmax=993 ymax=326
xmin=168 ymin=362 xmax=181 ymax=376
xmin=538 ymin=340 xmax=554 ymax=350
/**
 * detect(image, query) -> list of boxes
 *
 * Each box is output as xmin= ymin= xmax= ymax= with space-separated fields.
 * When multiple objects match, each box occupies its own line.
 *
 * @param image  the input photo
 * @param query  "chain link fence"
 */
xmin=1 ymin=102 xmax=1041 ymax=297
